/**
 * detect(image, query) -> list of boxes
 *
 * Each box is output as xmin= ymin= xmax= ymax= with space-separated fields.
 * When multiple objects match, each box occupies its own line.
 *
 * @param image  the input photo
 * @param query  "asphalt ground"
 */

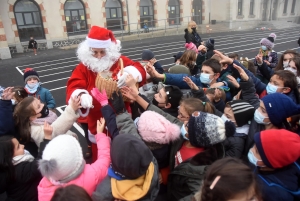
xmin=0 ymin=26 xmax=299 ymax=162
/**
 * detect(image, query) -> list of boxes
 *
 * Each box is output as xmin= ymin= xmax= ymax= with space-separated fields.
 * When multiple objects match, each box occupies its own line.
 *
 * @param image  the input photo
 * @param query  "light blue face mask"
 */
xmin=254 ymin=109 xmax=270 ymax=125
xmin=200 ymin=73 xmax=213 ymax=84
xmin=261 ymin=45 xmax=267 ymax=51
xmin=180 ymin=124 xmax=189 ymax=140
xmin=25 ymin=82 xmax=40 ymax=94
xmin=248 ymin=149 xmax=266 ymax=167
xmin=266 ymin=83 xmax=278 ymax=94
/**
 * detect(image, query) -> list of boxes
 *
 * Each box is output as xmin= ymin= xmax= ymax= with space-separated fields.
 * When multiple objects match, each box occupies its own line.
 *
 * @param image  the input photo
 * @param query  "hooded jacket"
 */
xmin=184 ymin=28 xmax=202 ymax=48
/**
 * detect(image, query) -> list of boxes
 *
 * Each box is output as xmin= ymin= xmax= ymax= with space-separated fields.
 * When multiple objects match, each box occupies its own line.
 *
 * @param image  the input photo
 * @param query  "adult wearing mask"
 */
xmin=184 ymin=21 xmax=202 ymax=48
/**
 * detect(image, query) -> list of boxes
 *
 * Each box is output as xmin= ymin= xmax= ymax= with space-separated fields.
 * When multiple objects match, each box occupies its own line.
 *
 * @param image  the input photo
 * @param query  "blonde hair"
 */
xmin=187 ymin=21 xmax=197 ymax=33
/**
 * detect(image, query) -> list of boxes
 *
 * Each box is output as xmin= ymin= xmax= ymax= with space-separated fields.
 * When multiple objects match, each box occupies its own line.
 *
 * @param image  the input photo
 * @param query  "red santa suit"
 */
xmin=66 ymin=26 xmax=146 ymax=160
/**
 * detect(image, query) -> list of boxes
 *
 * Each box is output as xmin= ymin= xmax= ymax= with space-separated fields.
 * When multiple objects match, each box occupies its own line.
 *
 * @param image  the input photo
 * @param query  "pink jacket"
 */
xmin=38 ymin=134 xmax=111 ymax=201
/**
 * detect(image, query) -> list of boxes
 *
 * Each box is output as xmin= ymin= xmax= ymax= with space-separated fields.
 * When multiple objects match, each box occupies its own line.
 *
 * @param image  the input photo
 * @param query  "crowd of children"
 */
xmin=0 ymin=22 xmax=300 ymax=201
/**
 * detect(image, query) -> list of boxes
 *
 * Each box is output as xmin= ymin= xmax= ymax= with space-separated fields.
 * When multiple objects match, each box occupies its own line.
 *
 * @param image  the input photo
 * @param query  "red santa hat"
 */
xmin=86 ymin=26 xmax=116 ymax=49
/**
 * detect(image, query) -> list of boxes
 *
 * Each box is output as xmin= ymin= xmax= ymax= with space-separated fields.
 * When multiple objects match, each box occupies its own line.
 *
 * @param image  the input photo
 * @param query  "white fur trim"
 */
xmin=88 ymin=130 xmax=97 ymax=144
xmin=69 ymin=89 xmax=90 ymax=117
xmin=86 ymin=37 xmax=112 ymax=49
xmin=123 ymin=66 xmax=143 ymax=82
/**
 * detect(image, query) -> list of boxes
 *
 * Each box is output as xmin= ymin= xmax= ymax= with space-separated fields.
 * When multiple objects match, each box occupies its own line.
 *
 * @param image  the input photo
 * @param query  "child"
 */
xmin=23 ymin=68 xmax=56 ymax=109
xmin=194 ymin=157 xmax=262 ymax=201
xmin=38 ymin=119 xmax=111 ymax=201
xmin=51 ymin=185 xmax=92 ymax=201
xmin=250 ymin=129 xmax=300 ymax=201
xmin=11 ymin=86 xmax=28 ymax=106
xmin=141 ymin=49 xmax=164 ymax=74
xmin=28 ymin=36 xmax=37 ymax=55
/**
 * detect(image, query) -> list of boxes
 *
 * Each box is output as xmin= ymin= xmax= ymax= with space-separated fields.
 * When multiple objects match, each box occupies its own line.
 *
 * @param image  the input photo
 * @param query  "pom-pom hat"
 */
xmin=23 ymin=68 xmax=40 ymax=83
xmin=260 ymin=33 xmax=276 ymax=50
xmin=86 ymin=26 xmax=117 ymax=49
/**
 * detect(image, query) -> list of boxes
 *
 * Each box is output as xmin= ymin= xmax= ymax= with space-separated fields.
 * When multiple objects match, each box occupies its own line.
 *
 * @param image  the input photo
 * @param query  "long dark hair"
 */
xmin=199 ymin=157 xmax=261 ymax=201
xmin=13 ymin=97 xmax=36 ymax=142
xmin=275 ymin=50 xmax=299 ymax=71
xmin=13 ymin=86 xmax=28 ymax=103
xmin=0 ymin=135 xmax=15 ymax=181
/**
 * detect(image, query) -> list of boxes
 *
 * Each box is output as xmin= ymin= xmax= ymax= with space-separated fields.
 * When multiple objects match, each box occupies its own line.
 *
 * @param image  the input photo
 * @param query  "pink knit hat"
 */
xmin=185 ymin=43 xmax=198 ymax=53
xmin=137 ymin=111 xmax=180 ymax=144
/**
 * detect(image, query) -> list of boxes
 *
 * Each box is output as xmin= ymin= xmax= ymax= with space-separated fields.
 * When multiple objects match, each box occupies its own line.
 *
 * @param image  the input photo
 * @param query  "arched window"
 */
xmin=64 ymin=0 xmax=87 ymax=35
xmin=14 ymin=0 xmax=45 ymax=42
xmin=192 ymin=0 xmax=202 ymax=24
xmin=105 ymin=0 xmax=124 ymax=30
xmin=140 ymin=0 xmax=154 ymax=28
xmin=168 ymin=0 xmax=180 ymax=25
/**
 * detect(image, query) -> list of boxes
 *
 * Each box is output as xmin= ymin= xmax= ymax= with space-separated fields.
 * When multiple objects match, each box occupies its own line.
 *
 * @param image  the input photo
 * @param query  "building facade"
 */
xmin=0 ymin=0 xmax=299 ymax=59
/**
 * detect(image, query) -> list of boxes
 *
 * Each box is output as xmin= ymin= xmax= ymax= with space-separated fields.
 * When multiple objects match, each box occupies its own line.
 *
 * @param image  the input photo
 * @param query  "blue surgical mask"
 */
xmin=200 ymin=73 xmax=213 ymax=84
xmin=254 ymin=109 xmax=270 ymax=125
xmin=248 ymin=149 xmax=266 ymax=167
xmin=261 ymin=45 xmax=267 ymax=51
xmin=25 ymin=82 xmax=40 ymax=94
xmin=266 ymin=83 xmax=278 ymax=94
xmin=27 ymin=82 xmax=39 ymax=89
xmin=180 ymin=124 xmax=189 ymax=140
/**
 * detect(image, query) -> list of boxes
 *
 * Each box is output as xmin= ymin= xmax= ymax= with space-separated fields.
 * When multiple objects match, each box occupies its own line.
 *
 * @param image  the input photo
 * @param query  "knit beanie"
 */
xmin=23 ymin=68 xmax=40 ymax=83
xmin=38 ymin=135 xmax=85 ymax=183
xmin=261 ymin=93 xmax=300 ymax=128
xmin=188 ymin=112 xmax=236 ymax=148
xmin=141 ymin=49 xmax=154 ymax=61
xmin=164 ymin=85 xmax=183 ymax=109
xmin=111 ymin=134 xmax=153 ymax=180
xmin=185 ymin=43 xmax=198 ymax=53
xmin=227 ymin=100 xmax=255 ymax=127
xmin=254 ymin=129 xmax=300 ymax=168
xmin=260 ymin=33 xmax=276 ymax=50
xmin=137 ymin=111 xmax=180 ymax=145
xmin=206 ymin=38 xmax=215 ymax=49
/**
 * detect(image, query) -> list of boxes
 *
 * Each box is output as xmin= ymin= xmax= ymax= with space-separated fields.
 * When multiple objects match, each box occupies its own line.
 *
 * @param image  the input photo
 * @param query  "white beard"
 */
xmin=76 ymin=40 xmax=121 ymax=73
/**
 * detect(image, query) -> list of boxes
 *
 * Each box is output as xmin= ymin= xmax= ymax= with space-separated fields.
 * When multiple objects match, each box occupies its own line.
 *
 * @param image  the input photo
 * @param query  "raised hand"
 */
xmin=110 ymin=91 xmax=126 ymax=114
xmin=213 ymin=50 xmax=233 ymax=65
xmin=233 ymin=64 xmax=249 ymax=81
xmin=91 ymin=88 xmax=108 ymax=106
xmin=183 ymin=76 xmax=199 ymax=90
xmin=125 ymin=74 xmax=138 ymax=88
xmin=227 ymin=75 xmax=240 ymax=88
xmin=43 ymin=121 xmax=53 ymax=140
xmin=70 ymin=96 xmax=82 ymax=111
xmin=121 ymin=86 xmax=139 ymax=102
xmin=96 ymin=117 xmax=106 ymax=134
xmin=1 ymin=87 xmax=15 ymax=100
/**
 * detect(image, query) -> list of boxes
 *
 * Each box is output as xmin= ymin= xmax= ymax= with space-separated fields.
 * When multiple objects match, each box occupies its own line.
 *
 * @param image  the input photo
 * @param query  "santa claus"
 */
xmin=66 ymin=26 xmax=146 ymax=159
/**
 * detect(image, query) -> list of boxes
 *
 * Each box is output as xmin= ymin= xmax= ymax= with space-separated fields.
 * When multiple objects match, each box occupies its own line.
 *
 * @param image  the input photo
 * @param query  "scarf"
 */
xmin=111 ymin=162 xmax=154 ymax=201
xmin=235 ymin=124 xmax=250 ymax=136
xmin=32 ymin=110 xmax=57 ymax=125
xmin=12 ymin=150 xmax=34 ymax=166
xmin=25 ymin=82 xmax=40 ymax=94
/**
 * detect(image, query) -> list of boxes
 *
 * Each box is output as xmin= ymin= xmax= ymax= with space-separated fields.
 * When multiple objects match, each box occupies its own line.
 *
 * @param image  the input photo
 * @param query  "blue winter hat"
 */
xmin=261 ymin=93 xmax=300 ymax=127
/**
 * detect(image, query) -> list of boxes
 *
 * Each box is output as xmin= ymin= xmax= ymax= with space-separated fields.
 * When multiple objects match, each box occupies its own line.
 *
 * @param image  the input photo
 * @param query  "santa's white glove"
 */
xmin=80 ymin=93 xmax=93 ymax=109
xmin=117 ymin=72 xmax=129 ymax=88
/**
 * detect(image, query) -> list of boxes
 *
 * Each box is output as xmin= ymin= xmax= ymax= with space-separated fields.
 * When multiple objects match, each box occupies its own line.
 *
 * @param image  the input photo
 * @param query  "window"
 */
xmin=192 ymin=0 xmax=202 ymax=24
xmin=283 ymin=0 xmax=288 ymax=14
xmin=249 ymin=0 xmax=254 ymax=15
xmin=105 ymin=0 xmax=123 ymax=30
xmin=140 ymin=0 xmax=154 ymax=28
xmin=64 ymin=0 xmax=87 ymax=35
xmin=14 ymin=0 xmax=45 ymax=41
xmin=238 ymin=0 xmax=243 ymax=15
xmin=291 ymin=0 xmax=296 ymax=13
xmin=168 ymin=0 xmax=180 ymax=25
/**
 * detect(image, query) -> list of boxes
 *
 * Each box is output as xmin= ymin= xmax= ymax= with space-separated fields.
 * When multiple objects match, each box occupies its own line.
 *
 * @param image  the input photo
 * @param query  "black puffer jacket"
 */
xmin=184 ymin=29 xmax=202 ymax=48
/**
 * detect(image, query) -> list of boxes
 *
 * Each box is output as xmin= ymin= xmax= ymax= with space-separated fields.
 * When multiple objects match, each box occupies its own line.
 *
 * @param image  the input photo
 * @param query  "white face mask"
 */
xmin=283 ymin=61 xmax=289 ymax=68
xmin=254 ymin=109 xmax=270 ymax=125
xmin=284 ymin=67 xmax=297 ymax=76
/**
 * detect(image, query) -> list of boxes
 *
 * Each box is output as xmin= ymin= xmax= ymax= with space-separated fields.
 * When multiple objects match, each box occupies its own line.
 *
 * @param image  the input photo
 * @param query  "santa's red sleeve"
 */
xmin=120 ymin=55 xmax=147 ymax=86
xmin=66 ymin=63 xmax=91 ymax=103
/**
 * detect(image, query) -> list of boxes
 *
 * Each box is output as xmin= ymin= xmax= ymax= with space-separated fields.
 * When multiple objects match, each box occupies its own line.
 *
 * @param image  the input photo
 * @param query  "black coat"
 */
xmin=184 ymin=29 xmax=202 ymax=48
xmin=0 ymin=140 xmax=49 ymax=201
xmin=28 ymin=39 xmax=37 ymax=49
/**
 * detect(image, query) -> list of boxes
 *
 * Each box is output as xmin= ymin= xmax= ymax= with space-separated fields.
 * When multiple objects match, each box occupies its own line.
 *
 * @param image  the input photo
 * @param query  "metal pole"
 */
xmin=125 ymin=0 xmax=130 ymax=34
